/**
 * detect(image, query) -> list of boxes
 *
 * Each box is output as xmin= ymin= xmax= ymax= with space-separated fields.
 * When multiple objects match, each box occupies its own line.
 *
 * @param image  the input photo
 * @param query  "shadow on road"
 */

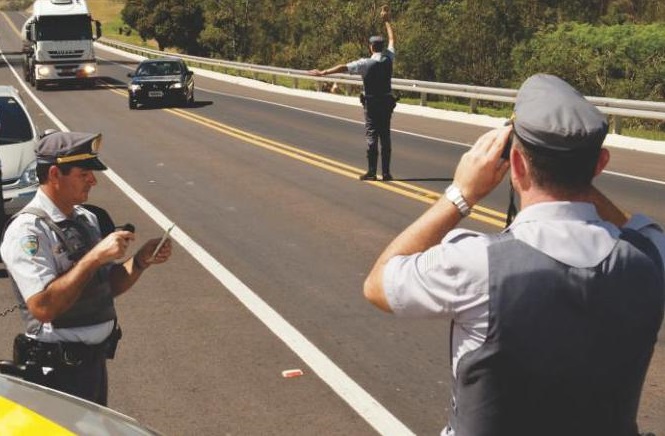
xmin=390 ymin=177 xmax=453 ymax=182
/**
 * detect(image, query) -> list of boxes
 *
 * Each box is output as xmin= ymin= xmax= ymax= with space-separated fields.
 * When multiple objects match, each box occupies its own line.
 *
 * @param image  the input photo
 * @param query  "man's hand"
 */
xmin=380 ymin=5 xmax=390 ymax=22
xmin=308 ymin=69 xmax=325 ymax=76
xmin=91 ymin=230 xmax=135 ymax=266
xmin=453 ymin=127 xmax=511 ymax=206
xmin=134 ymin=237 xmax=172 ymax=269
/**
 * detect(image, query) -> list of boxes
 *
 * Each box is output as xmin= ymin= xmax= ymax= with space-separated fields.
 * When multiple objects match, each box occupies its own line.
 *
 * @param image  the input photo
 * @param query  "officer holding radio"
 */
xmin=0 ymin=131 xmax=172 ymax=405
xmin=364 ymin=74 xmax=664 ymax=435
xmin=308 ymin=5 xmax=397 ymax=181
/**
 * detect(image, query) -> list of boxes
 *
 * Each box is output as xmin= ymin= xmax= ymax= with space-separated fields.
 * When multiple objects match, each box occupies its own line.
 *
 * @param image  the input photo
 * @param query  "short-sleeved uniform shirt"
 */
xmin=383 ymin=202 xmax=665 ymax=378
xmin=1 ymin=189 xmax=114 ymax=344
xmin=346 ymin=44 xmax=395 ymax=77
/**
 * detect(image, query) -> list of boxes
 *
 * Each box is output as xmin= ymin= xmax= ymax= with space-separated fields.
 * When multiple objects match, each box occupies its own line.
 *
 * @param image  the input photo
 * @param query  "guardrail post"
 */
xmin=272 ymin=74 xmax=277 ymax=85
xmin=420 ymin=92 xmax=427 ymax=107
xmin=470 ymin=98 xmax=478 ymax=114
xmin=613 ymin=115 xmax=623 ymax=134
xmin=293 ymin=78 xmax=299 ymax=89
xmin=315 ymin=81 xmax=322 ymax=92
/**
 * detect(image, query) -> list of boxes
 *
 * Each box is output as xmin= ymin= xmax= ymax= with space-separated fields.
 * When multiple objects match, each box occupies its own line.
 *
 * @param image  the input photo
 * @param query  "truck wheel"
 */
xmin=29 ymin=73 xmax=36 ymax=88
xmin=129 ymin=99 xmax=137 ymax=110
xmin=35 ymin=80 xmax=43 ymax=91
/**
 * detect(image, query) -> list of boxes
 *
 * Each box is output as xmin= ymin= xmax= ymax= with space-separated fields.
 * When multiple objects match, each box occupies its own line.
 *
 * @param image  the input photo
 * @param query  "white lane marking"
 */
xmin=2 ymin=45 xmax=415 ymax=436
xmin=603 ymin=170 xmax=665 ymax=186
xmin=97 ymin=52 xmax=665 ymax=187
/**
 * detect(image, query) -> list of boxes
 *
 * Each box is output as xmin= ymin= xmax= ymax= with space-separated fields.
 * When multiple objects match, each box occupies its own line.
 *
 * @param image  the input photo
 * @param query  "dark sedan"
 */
xmin=127 ymin=58 xmax=194 ymax=109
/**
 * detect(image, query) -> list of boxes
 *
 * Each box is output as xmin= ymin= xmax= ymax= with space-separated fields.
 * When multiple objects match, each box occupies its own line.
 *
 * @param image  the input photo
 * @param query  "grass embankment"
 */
xmin=88 ymin=0 xmax=664 ymax=141
xmin=87 ymin=0 xmax=158 ymax=49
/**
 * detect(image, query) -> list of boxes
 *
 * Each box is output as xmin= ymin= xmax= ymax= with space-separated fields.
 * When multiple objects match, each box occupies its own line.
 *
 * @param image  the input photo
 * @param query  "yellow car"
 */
xmin=0 ymin=373 xmax=160 ymax=435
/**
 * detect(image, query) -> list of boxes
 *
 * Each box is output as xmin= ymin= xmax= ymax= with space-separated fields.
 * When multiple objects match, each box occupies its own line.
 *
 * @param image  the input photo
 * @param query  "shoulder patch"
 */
xmin=20 ymin=235 xmax=39 ymax=256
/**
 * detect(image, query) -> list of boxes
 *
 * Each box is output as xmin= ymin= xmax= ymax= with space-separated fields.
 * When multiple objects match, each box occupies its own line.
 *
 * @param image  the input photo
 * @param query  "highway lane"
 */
xmin=2 ymin=10 xmax=665 ymax=435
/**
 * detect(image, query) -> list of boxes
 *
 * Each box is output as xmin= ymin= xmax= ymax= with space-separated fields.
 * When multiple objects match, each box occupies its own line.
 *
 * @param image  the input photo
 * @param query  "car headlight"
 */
xmin=82 ymin=64 xmax=96 ymax=75
xmin=129 ymin=84 xmax=142 ymax=92
xmin=169 ymin=82 xmax=183 ymax=89
xmin=17 ymin=160 xmax=38 ymax=189
xmin=37 ymin=65 xmax=50 ymax=77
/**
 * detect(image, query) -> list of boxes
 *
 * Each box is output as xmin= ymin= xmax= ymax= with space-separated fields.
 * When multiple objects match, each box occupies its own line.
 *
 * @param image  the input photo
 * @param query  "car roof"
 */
xmin=140 ymin=57 xmax=184 ymax=65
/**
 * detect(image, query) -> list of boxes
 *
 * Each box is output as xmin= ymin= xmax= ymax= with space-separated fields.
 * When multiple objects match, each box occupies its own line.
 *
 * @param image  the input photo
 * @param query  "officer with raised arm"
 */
xmin=1 ymin=132 xmax=172 ymax=405
xmin=309 ymin=5 xmax=397 ymax=181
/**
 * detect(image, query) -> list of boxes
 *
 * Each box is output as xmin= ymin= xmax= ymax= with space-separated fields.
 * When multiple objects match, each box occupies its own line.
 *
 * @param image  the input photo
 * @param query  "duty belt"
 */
xmin=13 ymin=324 xmax=122 ymax=368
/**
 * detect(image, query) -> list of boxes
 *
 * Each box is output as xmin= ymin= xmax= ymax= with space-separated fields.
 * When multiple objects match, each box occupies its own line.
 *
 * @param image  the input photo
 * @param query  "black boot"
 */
xmin=360 ymin=149 xmax=378 ymax=181
xmin=381 ymin=148 xmax=392 ymax=181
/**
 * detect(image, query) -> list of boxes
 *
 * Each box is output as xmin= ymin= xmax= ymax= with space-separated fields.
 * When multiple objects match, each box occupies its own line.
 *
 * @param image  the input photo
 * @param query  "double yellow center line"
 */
xmin=106 ymin=82 xmax=506 ymax=227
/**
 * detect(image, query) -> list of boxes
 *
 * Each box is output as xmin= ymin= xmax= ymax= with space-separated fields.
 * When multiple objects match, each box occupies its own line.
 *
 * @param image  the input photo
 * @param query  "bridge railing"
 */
xmin=99 ymin=38 xmax=665 ymax=135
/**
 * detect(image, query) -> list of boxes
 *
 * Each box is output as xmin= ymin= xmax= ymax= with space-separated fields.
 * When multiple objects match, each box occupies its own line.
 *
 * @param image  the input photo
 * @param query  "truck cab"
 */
xmin=22 ymin=0 xmax=102 ymax=90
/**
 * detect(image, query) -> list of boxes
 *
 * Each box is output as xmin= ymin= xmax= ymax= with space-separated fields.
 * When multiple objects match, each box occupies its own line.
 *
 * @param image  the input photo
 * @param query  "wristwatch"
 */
xmin=445 ymin=184 xmax=471 ymax=217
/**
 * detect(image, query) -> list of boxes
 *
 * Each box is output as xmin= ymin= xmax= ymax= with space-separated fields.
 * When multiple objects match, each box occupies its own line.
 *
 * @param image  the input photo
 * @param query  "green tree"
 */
xmin=512 ymin=22 xmax=665 ymax=100
xmin=122 ymin=0 xmax=204 ymax=52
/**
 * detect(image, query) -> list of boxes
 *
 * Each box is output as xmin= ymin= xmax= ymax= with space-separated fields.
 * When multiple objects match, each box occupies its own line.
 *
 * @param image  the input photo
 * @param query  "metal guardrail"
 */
xmin=99 ymin=37 xmax=665 ymax=134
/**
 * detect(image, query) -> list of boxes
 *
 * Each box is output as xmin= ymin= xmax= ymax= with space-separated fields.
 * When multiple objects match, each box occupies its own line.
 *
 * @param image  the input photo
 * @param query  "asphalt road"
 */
xmin=1 ymin=10 xmax=664 ymax=435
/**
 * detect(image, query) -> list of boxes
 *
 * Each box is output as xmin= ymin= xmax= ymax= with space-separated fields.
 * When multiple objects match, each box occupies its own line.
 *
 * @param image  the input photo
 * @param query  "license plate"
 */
xmin=148 ymin=91 xmax=163 ymax=98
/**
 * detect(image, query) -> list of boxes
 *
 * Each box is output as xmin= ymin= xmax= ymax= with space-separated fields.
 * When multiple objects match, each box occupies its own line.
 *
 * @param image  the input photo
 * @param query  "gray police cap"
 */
xmin=36 ymin=131 xmax=107 ymax=170
xmin=514 ymin=74 xmax=608 ymax=152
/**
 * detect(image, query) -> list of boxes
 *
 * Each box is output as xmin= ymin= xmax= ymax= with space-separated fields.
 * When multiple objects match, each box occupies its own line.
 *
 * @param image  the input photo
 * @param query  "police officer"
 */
xmin=363 ymin=74 xmax=665 ymax=436
xmin=0 ymin=131 xmax=172 ymax=405
xmin=309 ymin=5 xmax=396 ymax=181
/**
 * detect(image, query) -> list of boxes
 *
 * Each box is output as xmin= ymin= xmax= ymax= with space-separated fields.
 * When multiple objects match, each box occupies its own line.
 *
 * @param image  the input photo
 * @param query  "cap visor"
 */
xmin=74 ymin=158 xmax=107 ymax=171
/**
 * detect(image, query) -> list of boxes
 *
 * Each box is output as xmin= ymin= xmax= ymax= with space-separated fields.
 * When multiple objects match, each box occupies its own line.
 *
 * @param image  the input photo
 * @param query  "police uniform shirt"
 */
xmin=346 ymin=43 xmax=395 ymax=77
xmin=1 ymin=188 xmax=114 ymax=345
xmin=382 ymin=202 xmax=665 ymax=382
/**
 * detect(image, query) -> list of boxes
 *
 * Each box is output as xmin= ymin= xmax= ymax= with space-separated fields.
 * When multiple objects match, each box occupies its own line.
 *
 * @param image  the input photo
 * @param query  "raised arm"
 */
xmin=381 ymin=6 xmax=394 ymax=49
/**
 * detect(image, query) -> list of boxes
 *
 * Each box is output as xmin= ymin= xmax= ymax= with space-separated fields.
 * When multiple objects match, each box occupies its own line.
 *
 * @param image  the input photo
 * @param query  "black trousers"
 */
xmin=363 ymin=96 xmax=395 ymax=174
xmin=30 ymin=354 xmax=109 ymax=406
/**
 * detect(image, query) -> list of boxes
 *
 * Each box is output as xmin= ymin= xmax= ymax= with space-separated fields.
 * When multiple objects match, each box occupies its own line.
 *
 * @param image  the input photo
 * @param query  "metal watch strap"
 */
xmin=445 ymin=185 xmax=471 ymax=217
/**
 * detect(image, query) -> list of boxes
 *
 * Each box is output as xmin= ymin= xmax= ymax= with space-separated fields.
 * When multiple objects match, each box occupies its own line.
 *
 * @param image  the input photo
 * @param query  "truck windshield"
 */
xmin=0 ymin=98 xmax=33 ymax=144
xmin=36 ymin=15 xmax=92 ymax=41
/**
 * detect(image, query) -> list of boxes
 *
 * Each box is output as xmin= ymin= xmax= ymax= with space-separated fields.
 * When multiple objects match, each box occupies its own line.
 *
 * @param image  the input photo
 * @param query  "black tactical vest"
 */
xmin=450 ymin=230 xmax=664 ymax=436
xmin=363 ymin=54 xmax=392 ymax=97
xmin=18 ymin=207 xmax=116 ymax=334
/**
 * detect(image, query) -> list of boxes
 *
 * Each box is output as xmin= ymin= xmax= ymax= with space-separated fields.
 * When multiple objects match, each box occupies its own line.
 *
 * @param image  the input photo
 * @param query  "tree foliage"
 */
xmin=121 ymin=0 xmax=665 ymax=101
xmin=513 ymin=23 xmax=665 ymax=100
xmin=122 ymin=0 xmax=204 ymax=52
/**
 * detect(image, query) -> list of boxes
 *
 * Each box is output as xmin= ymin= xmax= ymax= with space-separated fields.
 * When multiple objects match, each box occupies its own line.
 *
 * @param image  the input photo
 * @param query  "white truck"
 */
xmin=21 ymin=0 xmax=101 ymax=90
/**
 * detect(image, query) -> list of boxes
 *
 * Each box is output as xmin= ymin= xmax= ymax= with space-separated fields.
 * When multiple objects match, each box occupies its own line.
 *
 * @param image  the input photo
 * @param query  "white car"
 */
xmin=0 ymin=86 xmax=42 ymax=215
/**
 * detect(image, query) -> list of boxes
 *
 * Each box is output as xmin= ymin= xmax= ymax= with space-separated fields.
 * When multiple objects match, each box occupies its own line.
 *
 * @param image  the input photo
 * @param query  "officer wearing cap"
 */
xmin=1 ymin=131 xmax=172 ymax=405
xmin=309 ymin=5 xmax=397 ymax=181
xmin=364 ymin=74 xmax=665 ymax=435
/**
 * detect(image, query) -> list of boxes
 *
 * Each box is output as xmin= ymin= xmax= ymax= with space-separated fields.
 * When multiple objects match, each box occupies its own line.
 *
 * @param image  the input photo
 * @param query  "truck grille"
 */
xmin=47 ymin=50 xmax=84 ymax=59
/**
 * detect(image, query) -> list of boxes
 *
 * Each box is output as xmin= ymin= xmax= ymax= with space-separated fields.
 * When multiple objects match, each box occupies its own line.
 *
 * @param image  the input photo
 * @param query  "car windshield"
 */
xmin=136 ymin=62 xmax=182 ymax=77
xmin=0 ymin=97 xmax=33 ymax=145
